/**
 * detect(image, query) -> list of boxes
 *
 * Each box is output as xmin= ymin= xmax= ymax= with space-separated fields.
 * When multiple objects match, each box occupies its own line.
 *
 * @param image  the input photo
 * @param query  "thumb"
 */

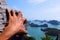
xmin=22 ymin=29 xmax=28 ymax=34
xmin=18 ymin=28 xmax=28 ymax=34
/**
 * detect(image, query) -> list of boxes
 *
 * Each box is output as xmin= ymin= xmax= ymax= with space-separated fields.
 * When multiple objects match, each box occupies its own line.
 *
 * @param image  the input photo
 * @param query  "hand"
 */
xmin=0 ymin=8 xmax=28 ymax=40
xmin=5 ymin=8 xmax=27 ymax=34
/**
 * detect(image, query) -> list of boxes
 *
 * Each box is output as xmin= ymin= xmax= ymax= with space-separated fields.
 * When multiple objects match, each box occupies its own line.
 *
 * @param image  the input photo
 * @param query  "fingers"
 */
xmin=12 ymin=9 xmax=16 ymax=17
xmin=6 ymin=8 xmax=11 ymax=18
xmin=6 ymin=8 xmax=16 ymax=18
xmin=18 ymin=11 xmax=22 ymax=18
xmin=6 ymin=8 xmax=23 ymax=18
xmin=11 ymin=10 xmax=22 ymax=18
xmin=21 ymin=18 xmax=27 ymax=23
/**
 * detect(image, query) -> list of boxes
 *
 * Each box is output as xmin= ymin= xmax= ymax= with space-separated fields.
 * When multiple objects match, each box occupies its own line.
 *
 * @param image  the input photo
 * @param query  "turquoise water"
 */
xmin=27 ymin=26 xmax=57 ymax=40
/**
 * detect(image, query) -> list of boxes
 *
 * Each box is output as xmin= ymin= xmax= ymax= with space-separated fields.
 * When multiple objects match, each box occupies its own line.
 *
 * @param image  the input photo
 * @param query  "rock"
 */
xmin=30 ymin=23 xmax=48 ymax=27
xmin=48 ymin=20 xmax=59 ymax=25
xmin=25 ymin=36 xmax=36 ymax=40
xmin=34 ymin=20 xmax=47 ymax=23
xmin=41 ymin=28 xmax=60 ymax=36
xmin=9 ymin=33 xmax=36 ymax=40
xmin=40 ymin=24 xmax=48 ymax=27
xmin=30 ymin=23 xmax=40 ymax=27
xmin=56 ymin=36 xmax=58 ymax=40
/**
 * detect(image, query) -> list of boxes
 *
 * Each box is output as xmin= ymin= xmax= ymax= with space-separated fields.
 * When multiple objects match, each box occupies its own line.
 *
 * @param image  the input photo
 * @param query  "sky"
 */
xmin=5 ymin=0 xmax=60 ymax=20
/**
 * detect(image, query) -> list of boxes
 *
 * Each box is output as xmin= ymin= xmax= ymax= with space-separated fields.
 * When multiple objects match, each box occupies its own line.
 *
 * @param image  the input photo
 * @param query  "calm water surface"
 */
xmin=27 ymin=26 xmax=57 ymax=40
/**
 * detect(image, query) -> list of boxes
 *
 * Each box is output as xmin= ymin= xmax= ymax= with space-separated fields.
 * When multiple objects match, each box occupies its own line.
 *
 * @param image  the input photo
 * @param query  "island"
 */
xmin=30 ymin=23 xmax=48 ymax=27
xmin=41 ymin=28 xmax=60 ymax=36
xmin=48 ymin=20 xmax=59 ymax=25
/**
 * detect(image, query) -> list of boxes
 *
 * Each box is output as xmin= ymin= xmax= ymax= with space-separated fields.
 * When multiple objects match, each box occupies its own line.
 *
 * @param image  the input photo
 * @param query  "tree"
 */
xmin=41 ymin=34 xmax=53 ymax=40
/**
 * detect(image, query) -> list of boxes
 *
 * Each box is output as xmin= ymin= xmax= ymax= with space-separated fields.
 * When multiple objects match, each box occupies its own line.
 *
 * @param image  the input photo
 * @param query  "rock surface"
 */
xmin=41 ymin=28 xmax=60 ymax=36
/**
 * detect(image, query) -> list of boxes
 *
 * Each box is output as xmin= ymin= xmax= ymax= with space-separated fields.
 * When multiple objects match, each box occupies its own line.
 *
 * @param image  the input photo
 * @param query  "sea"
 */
xmin=26 ymin=21 xmax=59 ymax=40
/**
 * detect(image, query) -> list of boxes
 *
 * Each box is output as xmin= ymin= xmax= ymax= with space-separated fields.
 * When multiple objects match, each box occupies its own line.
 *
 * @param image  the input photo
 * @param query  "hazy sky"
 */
xmin=6 ymin=0 xmax=60 ymax=20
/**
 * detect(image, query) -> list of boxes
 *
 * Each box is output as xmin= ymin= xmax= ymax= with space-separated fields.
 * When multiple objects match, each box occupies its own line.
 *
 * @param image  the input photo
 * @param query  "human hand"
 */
xmin=5 ymin=8 xmax=27 ymax=34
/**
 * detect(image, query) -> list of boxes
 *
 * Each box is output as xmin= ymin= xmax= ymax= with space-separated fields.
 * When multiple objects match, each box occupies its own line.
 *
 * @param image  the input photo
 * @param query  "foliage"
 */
xmin=41 ymin=34 xmax=53 ymax=40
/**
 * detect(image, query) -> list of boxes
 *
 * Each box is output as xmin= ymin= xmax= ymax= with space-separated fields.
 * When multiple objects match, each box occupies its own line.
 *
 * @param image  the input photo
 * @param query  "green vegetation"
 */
xmin=24 ymin=34 xmax=36 ymax=40
xmin=41 ymin=34 xmax=53 ymax=40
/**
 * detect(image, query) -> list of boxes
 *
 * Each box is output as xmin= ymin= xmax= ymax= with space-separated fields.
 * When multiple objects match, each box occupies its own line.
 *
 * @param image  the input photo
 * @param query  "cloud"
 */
xmin=27 ymin=0 xmax=47 ymax=4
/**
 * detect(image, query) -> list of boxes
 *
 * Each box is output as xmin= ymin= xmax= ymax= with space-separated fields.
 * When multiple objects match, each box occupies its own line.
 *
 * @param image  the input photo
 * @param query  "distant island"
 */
xmin=30 ymin=23 xmax=48 ymax=27
xmin=26 ymin=20 xmax=60 ymax=27
xmin=48 ymin=20 xmax=59 ymax=25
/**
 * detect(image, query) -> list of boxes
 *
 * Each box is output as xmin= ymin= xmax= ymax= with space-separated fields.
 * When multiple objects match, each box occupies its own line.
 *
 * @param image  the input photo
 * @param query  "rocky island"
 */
xmin=41 ymin=28 xmax=60 ymax=36
xmin=30 ymin=23 xmax=48 ymax=27
xmin=48 ymin=20 xmax=59 ymax=25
